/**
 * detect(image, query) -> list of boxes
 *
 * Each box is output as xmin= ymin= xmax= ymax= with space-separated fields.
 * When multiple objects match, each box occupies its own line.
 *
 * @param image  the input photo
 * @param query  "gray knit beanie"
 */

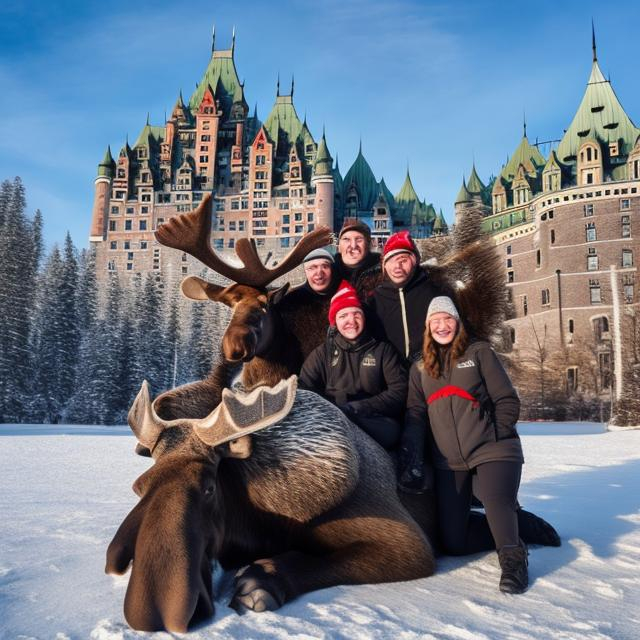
xmin=303 ymin=248 xmax=335 ymax=264
xmin=426 ymin=296 xmax=460 ymax=322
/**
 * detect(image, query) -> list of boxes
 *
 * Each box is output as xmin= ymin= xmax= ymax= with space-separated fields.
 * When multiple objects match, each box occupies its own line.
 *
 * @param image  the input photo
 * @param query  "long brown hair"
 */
xmin=422 ymin=319 xmax=469 ymax=379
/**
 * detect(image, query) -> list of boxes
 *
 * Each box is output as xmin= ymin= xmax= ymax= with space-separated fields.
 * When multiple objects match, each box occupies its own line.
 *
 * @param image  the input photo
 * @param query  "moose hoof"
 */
xmin=230 ymin=564 xmax=285 ymax=614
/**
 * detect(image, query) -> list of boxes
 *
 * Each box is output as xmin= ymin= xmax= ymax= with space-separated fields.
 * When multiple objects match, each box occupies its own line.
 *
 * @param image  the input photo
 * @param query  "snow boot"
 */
xmin=498 ymin=541 xmax=529 ymax=594
xmin=517 ymin=508 xmax=561 ymax=547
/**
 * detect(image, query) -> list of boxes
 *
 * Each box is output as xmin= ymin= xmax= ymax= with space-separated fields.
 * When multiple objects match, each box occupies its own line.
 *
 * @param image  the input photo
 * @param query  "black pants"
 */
xmin=351 ymin=413 xmax=401 ymax=450
xmin=435 ymin=461 xmax=521 ymax=554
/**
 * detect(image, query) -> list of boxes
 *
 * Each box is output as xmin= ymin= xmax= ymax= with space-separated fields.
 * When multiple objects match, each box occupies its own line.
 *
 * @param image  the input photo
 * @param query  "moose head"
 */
xmin=105 ymin=377 xmax=297 ymax=632
xmin=155 ymin=194 xmax=333 ymax=366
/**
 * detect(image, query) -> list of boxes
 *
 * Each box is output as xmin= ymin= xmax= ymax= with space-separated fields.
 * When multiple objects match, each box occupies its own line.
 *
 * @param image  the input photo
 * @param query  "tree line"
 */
xmin=0 ymin=178 xmax=230 ymax=425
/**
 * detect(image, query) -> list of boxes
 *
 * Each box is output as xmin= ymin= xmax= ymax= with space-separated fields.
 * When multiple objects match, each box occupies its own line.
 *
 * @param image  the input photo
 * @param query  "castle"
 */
xmin=455 ymin=33 xmax=640 ymax=422
xmin=89 ymin=30 xmax=446 ymax=281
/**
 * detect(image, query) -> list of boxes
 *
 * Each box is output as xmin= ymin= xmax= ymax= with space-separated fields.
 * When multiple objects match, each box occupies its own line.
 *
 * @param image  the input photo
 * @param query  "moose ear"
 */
xmin=267 ymin=283 xmax=290 ymax=307
xmin=221 ymin=435 xmax=253 ymax=459
xmin=181 ymin=276 xmax=226 ymax=302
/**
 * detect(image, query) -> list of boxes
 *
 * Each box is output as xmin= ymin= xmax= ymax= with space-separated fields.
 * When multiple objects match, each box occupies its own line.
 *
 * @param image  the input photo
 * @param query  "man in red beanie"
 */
xmin=299 ymin=280 xmax=407 ymax=450
xmin=371 ymin=230 xmax=447 ymax=364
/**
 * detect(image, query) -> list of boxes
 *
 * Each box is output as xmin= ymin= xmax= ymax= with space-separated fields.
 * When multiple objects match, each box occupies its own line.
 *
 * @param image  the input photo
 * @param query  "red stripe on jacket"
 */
xmin=427 ymin=385 xmax=479 ymax=408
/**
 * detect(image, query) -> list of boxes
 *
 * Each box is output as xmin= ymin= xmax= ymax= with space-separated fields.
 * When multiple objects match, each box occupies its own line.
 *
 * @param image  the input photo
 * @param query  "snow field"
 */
xmin=0 ymin=425 xmax=638 ymax=639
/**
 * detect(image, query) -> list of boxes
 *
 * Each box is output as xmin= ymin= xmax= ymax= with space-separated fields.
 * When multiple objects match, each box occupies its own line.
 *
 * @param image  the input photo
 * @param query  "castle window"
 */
xmin=256 ymin=155 xmax=266 ymax=165
xmin=633 ymin=160 xmax=640 ymax=179
xmin=585 ymin=172 xmax=594 ymax=185
xmin=587 ymin=254 xmax=598 ymax=271
xmin=584 ymin=204 xmax=594 ymax=217
xmin=200 ymin=156 xmax=209 ymax=163
xmin=507 ymin=271 xmax=514 ymax=283
xmin=522 ymin=295 xmax=528 ymax=316
xmin=620 ymin=198 xmax=631 ymax=210
xmin=137 ymin=148 xmax=147 ymax=159
xmin=536 ymin=249 xmax=541 ymax=267
xmin=109 ymin=220 xmax=117 ymax=231
xmin=566 ymin=367 xmax=578 ymax=393
xmin=622 ymin=249 xmax=633 ymax=267
xmin=127 ymin=252 xmax=134 ymax=261
xmin=506 ymin=245 xmax=512 ymax=255
xmin=294 ymin=213 xmax=303 ymax=222
xmin=125 ymin=220 xmax=132 ymax=231
xmin=307 ymin=212 xmax=314 ymax=222
xmin=593 ymin=316 xmax=609 ymax=340
xmin=239 ymin=221 xmax=245 ymax=231
xmin=107 ymin=261 xmax=116 ymax=271
xmin=586 ymin=222 xmax=596 ymax=242
xmin=282 ymin=226 xmax=290 ymax=234
xmin=228 ymin=239 xmax=235 ymax=249
xmin=182 ymin=266 xmax=188 ymax=275
xmin=308 ymin=224 xmax=315 ymax=232
xmin=141 ymin=206 xmax=149 ymax=214
xmin=510 ymin=327 xmax=516 ymax=343
xmin=231 ymin=200 xmax=240 ymax=210
xmin=590 ymin=284 xmax=602 ymax=304
xmin=622 ymin=216 xmax=631 ymax=238
xmin=541 ymin=289 xmax=550 ymax=305
xmin=295 ymin=225 xmax=304 ymax=234
xmin=624 ymin=283 xmax=634 ymax=303
xmin=568 ymin=319 xmax=574 ymax=334
xmin=141 ymin=194 xmax=151 ymax=202
xmin=123 ymin=241 xmax=131 ymax=250
xmin=109 ymin=241 xmax=117 ymax=250
xmin=140 ymin=241 xmax=148 ymax=250
xmin=111 ymin=206 xmax=119 ymax=215
xmin=153 ymin=248 xmax=160 ymax=257
xmin=506 ymin=258 xmax=512 ymax=268
xmin=550 ymin=229 xmax=555 ymax=244
xmin=609 ymin=142 xmax=619 ymax=157
xmin=117 ymin=169 xmax=125 ymax=179
xmin=278 ymin=202 xmax=289 ymax=210
xmin=115 ymin=190 xmax=125 ymax=200
xmin=200 ymin=145 xmax=208 ymax=152
xmin=201 ymin=135 xmax=211 ymax=142
xmin=280 ymin=237 xmax=290 ymax=248
xmin=139 ymin=220 xmax=147 ymax=231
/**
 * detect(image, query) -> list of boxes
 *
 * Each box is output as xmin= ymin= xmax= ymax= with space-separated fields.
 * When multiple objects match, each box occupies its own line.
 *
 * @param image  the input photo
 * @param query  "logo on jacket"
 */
xmin=331 ymin=349 xmax=340 ymax=367
xmin=456 ymin=359 xmax=475 ymax=368
xmin=362 ymin=353 xmax=377 ymax=367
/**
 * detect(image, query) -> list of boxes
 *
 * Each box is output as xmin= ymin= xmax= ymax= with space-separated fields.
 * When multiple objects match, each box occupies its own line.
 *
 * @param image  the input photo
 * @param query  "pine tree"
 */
xmin=0 ymin=177 xmax=39 ymax=421
xmin=164 ymin=291 xmax=182 ymax=390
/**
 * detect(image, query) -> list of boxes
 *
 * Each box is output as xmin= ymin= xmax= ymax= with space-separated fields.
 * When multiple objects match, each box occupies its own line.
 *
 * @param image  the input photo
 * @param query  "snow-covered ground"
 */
xmin=0 ymin=422 xmax=639 ymax=640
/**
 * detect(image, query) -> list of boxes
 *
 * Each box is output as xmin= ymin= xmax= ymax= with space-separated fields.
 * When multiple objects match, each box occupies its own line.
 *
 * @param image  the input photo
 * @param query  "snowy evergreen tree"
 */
xmin=0 ymin=177 xmax=40 ymax=421
xmin=164 ymin=291 xmax=182 ymax=390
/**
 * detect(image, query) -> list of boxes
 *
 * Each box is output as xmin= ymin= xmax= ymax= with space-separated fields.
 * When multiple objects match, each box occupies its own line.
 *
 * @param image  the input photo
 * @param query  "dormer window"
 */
xmin=609 ymin=142 xmax=619 ymax=157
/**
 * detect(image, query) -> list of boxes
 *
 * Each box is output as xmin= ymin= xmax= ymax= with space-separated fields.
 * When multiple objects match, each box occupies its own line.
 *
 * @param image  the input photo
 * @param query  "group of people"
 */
xmin=292 ymin=222 xmax=561 ymax=595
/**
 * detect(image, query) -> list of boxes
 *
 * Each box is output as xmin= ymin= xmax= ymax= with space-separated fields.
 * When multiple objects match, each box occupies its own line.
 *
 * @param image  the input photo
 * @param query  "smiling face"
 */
xmin=335 ymin=307 xmax=365 ymax=340
xmin=384 ymin=252 xmax=417 ymax=285
xmin=338 ymin=231 xmax=368 ymax=267
xmin=304 ymin=258 xmax=333 ymax=293
xmin=428 ymin=312 xmax=458 ymax=346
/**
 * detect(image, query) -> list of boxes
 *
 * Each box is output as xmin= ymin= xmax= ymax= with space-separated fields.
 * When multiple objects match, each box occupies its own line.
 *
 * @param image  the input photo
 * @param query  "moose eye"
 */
xmin=203 ymin=484 xmax=215 ymax=497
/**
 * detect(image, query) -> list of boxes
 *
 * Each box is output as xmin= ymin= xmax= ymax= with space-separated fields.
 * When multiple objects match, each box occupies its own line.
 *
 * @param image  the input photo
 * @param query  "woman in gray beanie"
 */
xmin=399 ymin=296 xmax=553 ymax=594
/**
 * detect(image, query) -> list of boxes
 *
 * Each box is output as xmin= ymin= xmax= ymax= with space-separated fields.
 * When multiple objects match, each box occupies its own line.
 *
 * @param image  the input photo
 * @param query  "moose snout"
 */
xmin=223 ymin=328 xmax=258 ymax=362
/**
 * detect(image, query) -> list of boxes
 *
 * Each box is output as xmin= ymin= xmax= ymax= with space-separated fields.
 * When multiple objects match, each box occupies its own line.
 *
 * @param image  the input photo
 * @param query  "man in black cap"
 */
xmin=334 ymin=222 xmax=381 ymax=301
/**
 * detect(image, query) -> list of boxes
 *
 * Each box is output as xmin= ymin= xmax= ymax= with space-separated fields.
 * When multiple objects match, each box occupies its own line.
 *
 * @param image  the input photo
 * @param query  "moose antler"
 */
xmin=155 ymin=194 xmax=333 ymax=288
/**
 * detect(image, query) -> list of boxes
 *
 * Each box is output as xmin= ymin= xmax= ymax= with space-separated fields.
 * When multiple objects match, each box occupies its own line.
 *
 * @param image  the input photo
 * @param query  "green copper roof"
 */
xmin=395 ymin=170 xmax=420 ymax=203
xmin=263 ymin=94 xmax=304 ymax=149
xmin=189 ymin=49 xmax=241 ymax=111
xmin=455 ymin=177 xmax=473 ymax=204
xmin=332 ymin=157 xmax=344 ymax=194
xmin=378 ymin=178 xmax=395 ymax=208
xmin=466 ymin=164 xmax=485 ymax=194
xmin=499 ymin=135 xmax=546 ymax=182
xmin=424 ymin=203 xmax=437 ymax=222
xmin=556 ymin=59 xmax=640 ymax=162
xmin=343 ymin=145 xmax=379 ymax=211
xmin=97 ymin=146 xmax=115 ymax=177
xmin=133 ymin=123 xmax=165 ymax=149
xmin=313 ymin=133 xmax=332 ymax=176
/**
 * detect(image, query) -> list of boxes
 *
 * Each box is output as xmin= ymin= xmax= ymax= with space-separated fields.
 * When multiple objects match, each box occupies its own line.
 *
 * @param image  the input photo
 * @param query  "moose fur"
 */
xmin=107 ymin=379 xmax=435 ymax=632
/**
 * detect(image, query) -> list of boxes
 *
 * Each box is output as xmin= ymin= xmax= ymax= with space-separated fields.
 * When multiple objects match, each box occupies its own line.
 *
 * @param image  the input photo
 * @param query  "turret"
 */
xmin=90 ymin=146 xmax=115 ymax=241
xmin=311 ymin=130 xmax=334 ymax=230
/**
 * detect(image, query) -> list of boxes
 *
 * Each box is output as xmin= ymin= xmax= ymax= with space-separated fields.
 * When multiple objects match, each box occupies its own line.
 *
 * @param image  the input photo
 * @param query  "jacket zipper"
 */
xmin=399 ymin=288 xmax=410 ymax=359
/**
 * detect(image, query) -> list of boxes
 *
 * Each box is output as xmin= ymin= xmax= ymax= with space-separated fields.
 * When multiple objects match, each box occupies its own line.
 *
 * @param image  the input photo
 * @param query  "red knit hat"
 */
xmin=328 ymin=280 xmax=363 ymax=326
xmin=382 ymin=230 xmax=419 ymax=265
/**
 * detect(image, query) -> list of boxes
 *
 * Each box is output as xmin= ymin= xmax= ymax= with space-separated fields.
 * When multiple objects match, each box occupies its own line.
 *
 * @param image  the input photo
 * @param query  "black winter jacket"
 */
xmin=299 ymin=331 xmax=407 ymax=418
xmin=371 ymin=267 xmax=444 ymax=363
xmin=404 ymin=340 xmax=523 ymax=471
xmin=334 ymin=252 xmax=381 ymax=302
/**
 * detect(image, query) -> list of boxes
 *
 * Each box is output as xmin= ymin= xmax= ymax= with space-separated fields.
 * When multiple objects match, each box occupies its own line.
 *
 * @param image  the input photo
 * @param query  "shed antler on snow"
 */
xmin=155 ymin=194 xmax=333 ymax=288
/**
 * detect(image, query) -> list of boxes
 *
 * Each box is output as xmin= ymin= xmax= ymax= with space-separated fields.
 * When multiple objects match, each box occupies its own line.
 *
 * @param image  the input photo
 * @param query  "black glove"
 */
xmin=338 ymin=402 xmax=358 ymax=422
xmin=397 ymin=448 xmax=431 ymax=494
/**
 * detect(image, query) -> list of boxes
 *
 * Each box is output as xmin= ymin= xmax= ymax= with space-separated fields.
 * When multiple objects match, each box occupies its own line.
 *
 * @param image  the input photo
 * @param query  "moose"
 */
xmin=106 ymin=376 xmax=435 ymax=632
xmin=151 ymin=194 xmax=334 ymax=422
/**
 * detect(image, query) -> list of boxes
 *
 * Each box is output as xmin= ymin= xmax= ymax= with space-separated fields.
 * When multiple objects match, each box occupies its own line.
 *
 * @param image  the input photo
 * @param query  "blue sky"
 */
xmin=1 ymin=0 xmax=639 ymax=249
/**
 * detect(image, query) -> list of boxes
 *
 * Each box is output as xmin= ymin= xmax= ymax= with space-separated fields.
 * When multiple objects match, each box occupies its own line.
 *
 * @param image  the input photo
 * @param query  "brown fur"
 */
xmin=107 ymin=388 xmax=435 ymax=632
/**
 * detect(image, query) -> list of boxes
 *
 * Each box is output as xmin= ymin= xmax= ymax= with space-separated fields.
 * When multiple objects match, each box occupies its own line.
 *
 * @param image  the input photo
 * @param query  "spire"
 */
xmin=231 ymin=25 xmax=236 ymax=54
xmin=253 ymin=102 xmax=258 ymax=119
xmin=455 ymin=176 xmax=473 ymax=205
xmin=291 ymin=74 xmax=295 ymax=98
xmin=146 ymin=112 xmax=150 ymax=126
xmin=211 ymin=24 xmax=215 ymax=54
xmin=276 ymin=72 xmax=280 ymax=97
xmin=592 ymin=19 xmax=597 ymax=62
xmin=523 ymin=110 xmax=527 ymax=138
xmin=314 ymin=129 xmax=332 ymax=176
